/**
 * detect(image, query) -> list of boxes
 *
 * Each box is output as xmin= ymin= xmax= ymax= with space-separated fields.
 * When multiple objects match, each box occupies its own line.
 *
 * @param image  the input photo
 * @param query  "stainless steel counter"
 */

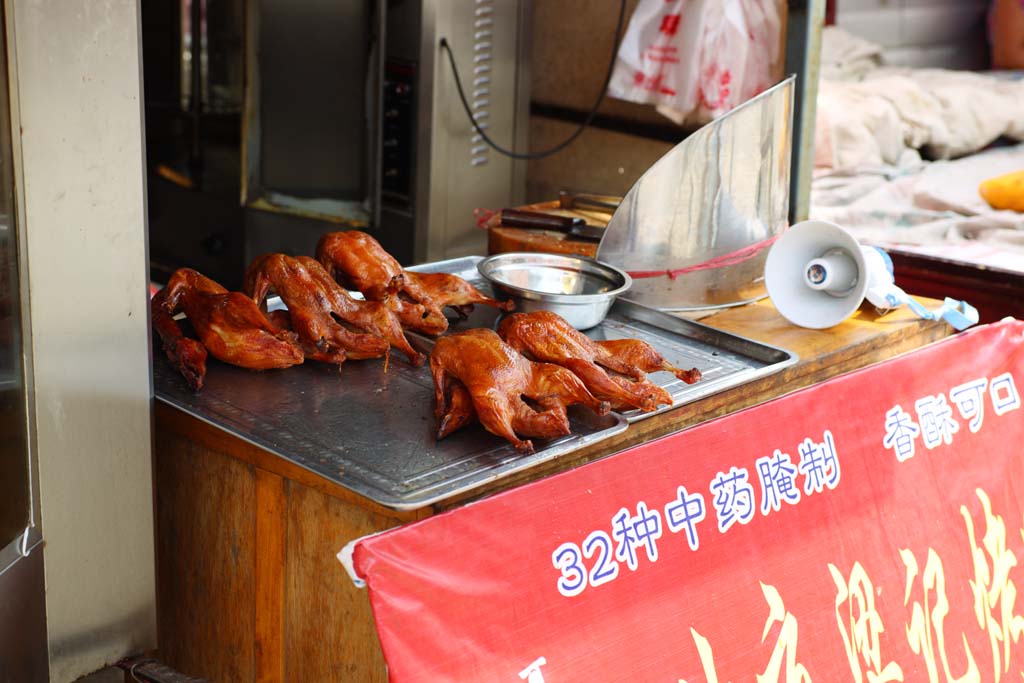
xmin=153 ymin=257 xmax=795 ymax=510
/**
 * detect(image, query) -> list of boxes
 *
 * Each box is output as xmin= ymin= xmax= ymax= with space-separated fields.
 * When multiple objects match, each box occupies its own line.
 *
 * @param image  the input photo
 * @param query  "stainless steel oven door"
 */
xmin=240 ymin=0 xmax=384 ymax=229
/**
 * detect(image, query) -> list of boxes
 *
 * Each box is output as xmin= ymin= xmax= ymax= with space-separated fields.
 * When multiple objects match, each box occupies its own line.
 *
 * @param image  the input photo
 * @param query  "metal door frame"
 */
xmin=0 ymin=0 xmax=40 ymax=580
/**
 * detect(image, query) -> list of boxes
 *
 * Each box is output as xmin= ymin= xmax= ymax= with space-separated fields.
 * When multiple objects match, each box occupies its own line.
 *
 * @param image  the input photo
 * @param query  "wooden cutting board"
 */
xmin=485 ymin=200 xmax=604 ymax=257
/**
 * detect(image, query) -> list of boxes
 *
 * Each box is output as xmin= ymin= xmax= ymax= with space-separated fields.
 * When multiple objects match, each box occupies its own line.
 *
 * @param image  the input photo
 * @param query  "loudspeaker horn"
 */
xmin=765 ymin=220 xmax=896 ymax=329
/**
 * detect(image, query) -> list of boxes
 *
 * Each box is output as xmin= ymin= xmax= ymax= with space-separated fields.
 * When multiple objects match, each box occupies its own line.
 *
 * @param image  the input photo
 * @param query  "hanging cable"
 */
xmin=438 ymin=0 xmax=628 ymax=160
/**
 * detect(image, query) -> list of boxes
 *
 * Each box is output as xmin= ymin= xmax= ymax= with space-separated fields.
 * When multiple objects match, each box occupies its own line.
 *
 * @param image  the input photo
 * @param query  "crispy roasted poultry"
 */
xmin=430 ymin=329 xmax=610 ymax=452
xmin=263 ymin=309 xmax=346 ymax=366
xmin=403 ymin=270 xmax=514 ymax=319
xmin=245 ymin=254 xmax=425 ymax=367
xmin=316 ymin=230 xmax=513 ymax=335
xmin=152 ymin=268 xmax=305 ymax=391
xmin=315 ymin=230 xmax=446 ymax=334
xmin=436 ymin=380 xmax=476 ymax=440
xmin=499 ymin=313 xmax=669 ymax=412
xmin=595 ymin=338 xmax=703 ymax=384
xmin=497 ymin=311 xmax=701 ymax=412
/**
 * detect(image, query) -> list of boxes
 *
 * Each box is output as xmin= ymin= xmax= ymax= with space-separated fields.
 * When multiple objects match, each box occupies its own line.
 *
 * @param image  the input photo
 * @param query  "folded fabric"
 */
xmin=815 ymin=28 xmax=1024 ymax=171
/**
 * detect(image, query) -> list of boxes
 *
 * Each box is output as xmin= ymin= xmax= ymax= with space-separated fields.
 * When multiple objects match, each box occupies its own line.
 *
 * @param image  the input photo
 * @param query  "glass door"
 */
xmin=0 ymin=2 xmax=34 ymax=575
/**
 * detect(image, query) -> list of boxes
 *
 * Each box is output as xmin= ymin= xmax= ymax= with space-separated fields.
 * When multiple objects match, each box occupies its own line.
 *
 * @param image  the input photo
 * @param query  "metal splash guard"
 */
xmin=597 ymin=77 xmax=794 ymax=311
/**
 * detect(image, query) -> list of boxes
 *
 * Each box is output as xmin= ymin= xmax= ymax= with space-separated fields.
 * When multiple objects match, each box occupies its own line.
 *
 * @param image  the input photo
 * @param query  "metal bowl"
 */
xmin=477 ymin=252 xmax=632 ymax=330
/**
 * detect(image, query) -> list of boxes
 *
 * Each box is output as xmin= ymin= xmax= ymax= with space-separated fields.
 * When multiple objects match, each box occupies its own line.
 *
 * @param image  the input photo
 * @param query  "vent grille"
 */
xmin=470 ymin=0 xmax=494 ymax=167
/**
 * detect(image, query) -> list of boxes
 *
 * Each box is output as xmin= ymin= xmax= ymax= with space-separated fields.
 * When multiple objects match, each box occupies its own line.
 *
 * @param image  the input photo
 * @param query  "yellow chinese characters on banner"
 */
xmin=901 ymin=547 xmax=980 ymax=683
xmin=961 ymin=489 xmax=1024 ymax=682
xmin=682 ymin=583 xmax=811 ymax=683
xmin=829 ymin=561 xmax=904 ymax=682
xmin=681 ymin=487 xmax=1024 ymax=682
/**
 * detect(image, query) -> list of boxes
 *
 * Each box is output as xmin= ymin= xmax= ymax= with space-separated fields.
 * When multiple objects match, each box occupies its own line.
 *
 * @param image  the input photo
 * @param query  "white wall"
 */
xmin=7 ymin=0 xmax=156 ymax=680
xmin=837 ymin=0 xmax=990 ymax=69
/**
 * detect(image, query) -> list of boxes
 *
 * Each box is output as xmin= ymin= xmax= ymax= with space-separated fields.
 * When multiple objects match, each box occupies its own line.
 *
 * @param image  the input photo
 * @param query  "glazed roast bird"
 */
xmin=430 ymin=328 xmax=610 ymax=453
xmin=151 ymin=268 xmax=305 ymax=391
xmin=316 ymin=230 xmax=513 ymax=335
xmin=244 ymin=253 xmax=425 ymax=367
xmin=497 ymin=311 xmax=701 ymax=412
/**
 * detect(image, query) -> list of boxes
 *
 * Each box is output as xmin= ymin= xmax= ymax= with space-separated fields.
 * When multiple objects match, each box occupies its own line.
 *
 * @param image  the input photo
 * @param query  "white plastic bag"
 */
xmin=608 ymin=0 xmax=782 ymax=124
xmin=607 ymin=0 xmax=710 ymax=119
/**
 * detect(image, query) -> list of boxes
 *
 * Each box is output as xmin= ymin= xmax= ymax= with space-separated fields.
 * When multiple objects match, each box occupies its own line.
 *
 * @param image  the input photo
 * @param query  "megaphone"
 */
xmin=765 ymin=220 xmax=898 ymax=329
xmin=765 ymin=220 xmax=978 ymax=330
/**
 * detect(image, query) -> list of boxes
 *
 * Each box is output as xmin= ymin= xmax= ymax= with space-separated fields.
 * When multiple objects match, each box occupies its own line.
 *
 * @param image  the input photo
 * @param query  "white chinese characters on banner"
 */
xmin=883 ymin=372 xmax=1020 ymax=461
xmin=552 ymin=430 xmax=840 ymax=598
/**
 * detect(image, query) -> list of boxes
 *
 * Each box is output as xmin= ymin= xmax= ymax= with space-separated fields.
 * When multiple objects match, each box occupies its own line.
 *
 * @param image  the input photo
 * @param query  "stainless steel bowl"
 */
xmin=477 ymin=252 xmax=632 ymax=330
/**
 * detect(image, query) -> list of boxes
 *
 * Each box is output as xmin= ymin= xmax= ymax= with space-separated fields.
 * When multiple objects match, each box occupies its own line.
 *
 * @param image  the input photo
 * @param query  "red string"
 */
xmin=474 ymin=207 xmax=497 ymax=229
xmin=627 ymin=235 xmax=780 ymax=280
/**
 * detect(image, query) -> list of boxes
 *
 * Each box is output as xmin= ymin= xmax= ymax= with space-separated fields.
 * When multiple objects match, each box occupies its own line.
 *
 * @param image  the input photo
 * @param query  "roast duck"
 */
xmin=244 ymin=253 xmax=424 ymax=368
xmin=151 ymin=268 xmax=304 ymax=392
xmin=316 ymin=230 xmax=514 ymax=334
xmin=152 ymin=231 xmax=701 ymax=451
xmin=498 ymin=311 xmax=701 ymax=412
xmin=430 ymin=329 xmax=610 ymax=452
xmin=428 ymin=312 xmax=702 ymax=451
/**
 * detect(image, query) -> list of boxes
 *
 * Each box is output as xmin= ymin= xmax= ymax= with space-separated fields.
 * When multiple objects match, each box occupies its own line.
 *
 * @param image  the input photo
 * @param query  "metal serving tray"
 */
xmin=153 ymin=256 xmax=795 ymax=511
xmin=407 ymin=257 xmax=798 ymax=423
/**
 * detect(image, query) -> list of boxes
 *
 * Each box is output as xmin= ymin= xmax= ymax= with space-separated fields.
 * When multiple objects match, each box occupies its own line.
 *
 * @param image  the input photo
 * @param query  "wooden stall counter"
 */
xmin=153 ymin=296 xmax=953 ymax=682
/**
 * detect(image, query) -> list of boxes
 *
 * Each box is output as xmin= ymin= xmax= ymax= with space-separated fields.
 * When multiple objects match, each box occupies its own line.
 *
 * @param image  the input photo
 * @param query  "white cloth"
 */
xmin=815 ymin=29 xmax=1024 ymax=171
xmin=819 ymin=26 xmax=882 ymax=82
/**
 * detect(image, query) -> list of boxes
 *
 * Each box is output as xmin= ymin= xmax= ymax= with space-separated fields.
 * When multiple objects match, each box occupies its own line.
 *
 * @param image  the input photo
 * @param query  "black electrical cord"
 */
xmin=438 ymin=0 xmax=628 ymax=160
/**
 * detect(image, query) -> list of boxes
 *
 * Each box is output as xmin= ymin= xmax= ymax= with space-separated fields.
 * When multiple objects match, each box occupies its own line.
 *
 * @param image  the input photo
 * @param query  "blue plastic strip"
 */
xmin=885 ymin=289 xmax=978 ymax=331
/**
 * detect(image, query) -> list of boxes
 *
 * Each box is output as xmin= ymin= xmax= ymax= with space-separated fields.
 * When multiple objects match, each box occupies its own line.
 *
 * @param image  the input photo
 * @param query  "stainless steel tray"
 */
xmin=153 ymin=256 xmax=795 ymax=511
xmin=407 ymin=257 xmax=798 ymax=423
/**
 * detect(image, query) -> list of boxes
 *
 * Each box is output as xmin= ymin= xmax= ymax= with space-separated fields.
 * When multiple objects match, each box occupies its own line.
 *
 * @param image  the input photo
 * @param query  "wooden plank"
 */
xmin=155 ymin=430 xmax=257 ymax=682
xmin=155 ymin=410 xmax=411 ymax=683
xmin=254 ymin=469 xmax=287 ymax=683
xmin=698 ymin=296 xmax=950 ymax=371
xmin=154 ymin=401 xmax=427 ymax=524
xmin=486 ymin=199 xmax=602 ymax=258
xmin=285 ymin=480 xmax=395 ymax=682
xmin=487 ymin=225 xmax=598 ymax=258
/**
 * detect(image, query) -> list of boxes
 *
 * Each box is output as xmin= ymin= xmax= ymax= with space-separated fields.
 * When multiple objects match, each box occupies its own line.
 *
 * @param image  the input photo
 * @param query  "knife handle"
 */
xmin=558 ymin=191 xmax=620 ymax=214
xmin=499 ymin=209 xmax=584 ymax=232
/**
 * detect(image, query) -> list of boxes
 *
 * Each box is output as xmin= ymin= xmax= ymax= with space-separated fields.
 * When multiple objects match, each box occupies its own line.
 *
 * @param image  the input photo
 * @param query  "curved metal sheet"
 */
xmin=598 ymin=77 xmax=794 ymax=310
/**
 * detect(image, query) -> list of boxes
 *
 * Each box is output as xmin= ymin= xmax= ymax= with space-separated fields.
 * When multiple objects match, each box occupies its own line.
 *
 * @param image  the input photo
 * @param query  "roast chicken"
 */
xmin=430 ymin=328 xmax=610 ymax=452
xmin=152 ymin=268 xmax=305 ymax=391
xmin=316 ymin=230 xmax=513 ymax=335
xmin=497 ymin=311 xmax=701 ymax=412
xmin=245 ymin=253 xmax=425 ymax=367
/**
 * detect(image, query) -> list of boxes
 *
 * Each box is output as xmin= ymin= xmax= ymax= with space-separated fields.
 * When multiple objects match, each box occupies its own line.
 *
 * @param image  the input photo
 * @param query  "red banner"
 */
xmin=353 ymin=320 xmax=1024 ymax=682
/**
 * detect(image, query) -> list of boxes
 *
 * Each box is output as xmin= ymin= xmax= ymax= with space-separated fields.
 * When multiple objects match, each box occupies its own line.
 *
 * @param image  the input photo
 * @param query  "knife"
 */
xmin=498 ymin=208 xmax=606 ymax=241
xmin=558 ymin=191 xmax=621 ymax=214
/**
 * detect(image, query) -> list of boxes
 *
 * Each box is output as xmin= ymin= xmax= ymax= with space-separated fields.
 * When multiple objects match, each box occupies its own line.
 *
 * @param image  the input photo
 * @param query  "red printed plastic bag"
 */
xmin=607 ymin=0 xmax=710 ymax=117
xmin=694 ymin=0 xmax=782 ymax=120
xmin=609 ymin=0 xmax=782 ymax=124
